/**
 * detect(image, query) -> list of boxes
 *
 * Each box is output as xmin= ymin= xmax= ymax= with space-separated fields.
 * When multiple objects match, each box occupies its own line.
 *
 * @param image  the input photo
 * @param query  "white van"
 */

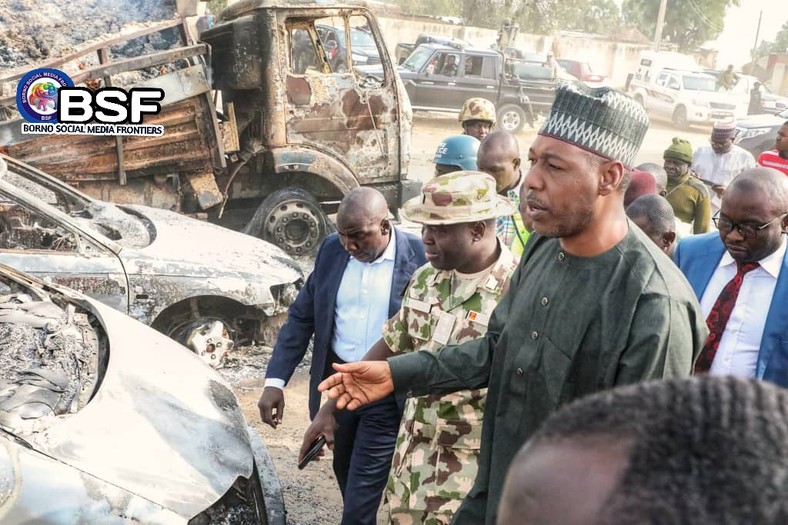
xmin=628 ymin=52 xmax=738 ymax=127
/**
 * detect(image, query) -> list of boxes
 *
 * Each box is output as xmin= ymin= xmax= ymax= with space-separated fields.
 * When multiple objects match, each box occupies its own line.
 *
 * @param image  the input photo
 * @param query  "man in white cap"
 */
xmin=691 ymin=120 xmax=755 ymax=215
xmin=301 ymin=171 xmax=519 ymax=524
xmin=317 ymin=84 xmax=707 ymax=524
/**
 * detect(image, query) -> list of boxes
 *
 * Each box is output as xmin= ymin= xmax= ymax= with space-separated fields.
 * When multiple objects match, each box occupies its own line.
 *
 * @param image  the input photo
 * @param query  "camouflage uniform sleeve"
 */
xmin=382 ymin=290 xmax=415 ymax=354
xmin=383 ymin=266 xmax=432 ymax=354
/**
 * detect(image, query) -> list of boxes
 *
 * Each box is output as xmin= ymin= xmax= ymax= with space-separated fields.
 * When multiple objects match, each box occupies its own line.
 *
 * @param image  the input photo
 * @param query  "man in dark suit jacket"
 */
xmin=258 ymin=187 xmax=425 ymax=525
xmin=674 ymin=167 xmax=788 ymax=386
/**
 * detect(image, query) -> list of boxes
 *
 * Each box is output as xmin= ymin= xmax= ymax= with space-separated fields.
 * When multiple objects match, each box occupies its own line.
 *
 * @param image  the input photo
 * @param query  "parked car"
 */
xmin=316 ymin=23 xmax=381 ymax=71
xmin=734 ymin=108 xmax=788 ymax=157
xmin=0 ymin=154 xmax=303 ymax=367
xmin=0 ymin=262 xmax=285 ymax=524
xmin=393 ymin=43 xmax=558 ymax=133
xmin=556 ymin=58 xmax=608 ymax=86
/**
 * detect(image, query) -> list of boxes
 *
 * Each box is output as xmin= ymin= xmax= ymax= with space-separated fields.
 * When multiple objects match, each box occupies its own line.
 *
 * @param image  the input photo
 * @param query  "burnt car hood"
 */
xmin=0 ymin=268 xmax=256 ymax=520
xmin=122 ymin=205 xmax=302 ymax=282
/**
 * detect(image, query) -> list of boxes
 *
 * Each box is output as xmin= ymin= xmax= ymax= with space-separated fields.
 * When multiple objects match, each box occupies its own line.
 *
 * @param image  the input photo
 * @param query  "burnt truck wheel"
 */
xmin=247 ymin=187 xmax=328 ymax=257
xmin=497 ymin=104 xmax=527 ymax=134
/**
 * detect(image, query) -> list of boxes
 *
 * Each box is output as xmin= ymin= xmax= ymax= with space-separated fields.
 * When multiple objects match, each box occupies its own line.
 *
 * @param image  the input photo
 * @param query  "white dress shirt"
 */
xmin=702 ymin=238 xmax=786 ymax=378
xmin=331 ymin=231 xmax=396 ymax=363
xmin=265 ymin=231 xmax=397 ymax=389
xmin=691 ymin=145 xmax=756 ymax=215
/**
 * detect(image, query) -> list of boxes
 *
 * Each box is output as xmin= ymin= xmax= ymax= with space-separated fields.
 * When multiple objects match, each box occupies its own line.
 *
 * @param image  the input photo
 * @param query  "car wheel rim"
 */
xmin=264 ymin=200 xmax=322 ymax=256
xmin=182 ymin=319 xmax=234 ymax=367
xmin=501 ymin=111 xmax=521 ymax=131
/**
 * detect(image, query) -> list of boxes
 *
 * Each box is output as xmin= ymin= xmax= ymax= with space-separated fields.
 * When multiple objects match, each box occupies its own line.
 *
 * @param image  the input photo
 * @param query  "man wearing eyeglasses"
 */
xmin=674 ymin=167 xmax=788 ymax=386
xmin=691 ymin=120 xmax=755 ymax=216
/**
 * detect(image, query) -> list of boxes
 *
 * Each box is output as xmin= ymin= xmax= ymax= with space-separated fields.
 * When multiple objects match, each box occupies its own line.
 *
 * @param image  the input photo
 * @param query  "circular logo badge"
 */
xmin=16 ymin=68 xmax=74 ymax=123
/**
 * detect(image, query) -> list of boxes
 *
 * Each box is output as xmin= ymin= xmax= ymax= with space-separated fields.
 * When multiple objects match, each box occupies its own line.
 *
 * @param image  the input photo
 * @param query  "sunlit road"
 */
xmin=409 ymin=112 xmax=712 ymax=183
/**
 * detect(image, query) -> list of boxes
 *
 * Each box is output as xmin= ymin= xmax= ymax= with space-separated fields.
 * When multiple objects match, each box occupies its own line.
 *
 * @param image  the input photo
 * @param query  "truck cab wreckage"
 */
xmin=0 ymin=0 xmax=418 ymax=257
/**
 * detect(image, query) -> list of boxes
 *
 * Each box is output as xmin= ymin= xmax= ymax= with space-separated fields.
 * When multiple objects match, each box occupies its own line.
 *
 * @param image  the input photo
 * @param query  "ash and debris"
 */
xmin=0 ymin=290 xmax=100 ymax=434
xmin=218 ymin=343 xmax=314 ymax=387
xmin=0 ymin=0 xmax=179 ymax=70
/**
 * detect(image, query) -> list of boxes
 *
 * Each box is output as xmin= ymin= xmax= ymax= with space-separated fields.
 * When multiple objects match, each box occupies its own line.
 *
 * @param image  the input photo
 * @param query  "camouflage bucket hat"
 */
xmin=401 ymin=171 xmax=516 ymax=225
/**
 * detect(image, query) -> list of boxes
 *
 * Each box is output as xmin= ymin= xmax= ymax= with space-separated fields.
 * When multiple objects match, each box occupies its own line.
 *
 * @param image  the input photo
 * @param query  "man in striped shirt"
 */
xmin=757 ymin=121 xmax=788 ymax=176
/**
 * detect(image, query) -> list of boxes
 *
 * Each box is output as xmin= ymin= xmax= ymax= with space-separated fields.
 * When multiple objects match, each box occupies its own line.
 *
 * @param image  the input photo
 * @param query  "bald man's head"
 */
xmin=336 ymin=187 xmax=392 ymax=262
xmin=477 ymin=130 xmax=522 ymax=195
xmin=636 ymin=162 xmax=668 ymax=195
xmin=337 ymin=187 xmax=389 ymax=222
xmin=626 ymin=195 xmax=676 ymax=254
xmin=719 ymin=167 xmax=788 ymax=263
xmin=727 ymin=167 xmax=788 ymax=215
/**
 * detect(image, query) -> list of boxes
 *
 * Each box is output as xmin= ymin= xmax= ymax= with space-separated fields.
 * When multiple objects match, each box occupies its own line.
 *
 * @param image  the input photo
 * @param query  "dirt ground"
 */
xmin=220 ymin=346 xmax=347 ymax=525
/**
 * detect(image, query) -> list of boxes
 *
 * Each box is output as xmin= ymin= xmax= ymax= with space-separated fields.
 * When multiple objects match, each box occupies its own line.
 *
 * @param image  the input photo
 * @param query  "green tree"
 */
xmin=757 ymin=20 xmax=788 ymax=57
xmin=394 ymin=0 xmax=622 ymax=36
xmin=622 ymin=0 xmax=738 ymax=52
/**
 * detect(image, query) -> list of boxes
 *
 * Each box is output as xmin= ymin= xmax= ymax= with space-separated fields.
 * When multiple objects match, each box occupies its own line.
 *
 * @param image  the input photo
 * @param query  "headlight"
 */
xmin=735 ymin=127 xmax=772 ymax=141
xmin=691 ymin=98 xmax=710 ymax=107
xmin=352 ymin=53 xmax=368 ymax=64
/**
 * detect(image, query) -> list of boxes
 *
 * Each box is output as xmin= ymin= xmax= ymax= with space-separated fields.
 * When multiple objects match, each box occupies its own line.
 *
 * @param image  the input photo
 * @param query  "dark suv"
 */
xmin=395 ymin=43 xmax=557 ymax=133
xmin=735 ymin=108 xmax=788 ymax=157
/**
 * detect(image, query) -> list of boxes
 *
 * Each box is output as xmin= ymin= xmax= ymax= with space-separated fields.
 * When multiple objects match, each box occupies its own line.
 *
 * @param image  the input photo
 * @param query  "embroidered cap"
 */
xmin=401 ymin=171 xmax=515 ymax=225
xmin=711 ymin=119 xmax=737 ymax=140
xmin=539 ymin=83 xmax=649 ymax=167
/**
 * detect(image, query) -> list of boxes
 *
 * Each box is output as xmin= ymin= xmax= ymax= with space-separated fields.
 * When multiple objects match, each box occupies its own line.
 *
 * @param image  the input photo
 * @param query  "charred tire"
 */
xmin=497 ymin=104 xmax=527 ymax=134
xmin=247 ymin=187 xmax=328 ymax=257
xmin=672 ymin=106 xmax=688 ymax=129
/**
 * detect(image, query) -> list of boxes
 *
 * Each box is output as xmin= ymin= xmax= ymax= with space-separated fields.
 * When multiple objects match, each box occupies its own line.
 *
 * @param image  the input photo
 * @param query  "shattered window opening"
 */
xmin=0 ymin=276 xmax=102 ymax=437
xmin=1 ymin=157 xmax=152 ymax=248
xmin=0 ymin=196 xmax=81 ymax=253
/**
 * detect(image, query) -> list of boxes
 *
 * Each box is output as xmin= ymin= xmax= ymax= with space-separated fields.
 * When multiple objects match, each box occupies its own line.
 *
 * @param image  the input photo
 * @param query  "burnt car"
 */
xmin=734 ymin=108 xmax=788 ymax=157
xmin=0 ymin=154 xmax=303 ymax=367
xmin=0 ymin=262 xmax=285 ymax=523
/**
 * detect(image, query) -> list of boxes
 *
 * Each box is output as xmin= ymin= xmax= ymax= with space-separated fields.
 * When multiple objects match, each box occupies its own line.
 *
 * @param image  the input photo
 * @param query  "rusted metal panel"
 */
xmin=5 ymin=95 xmax=220 ymax=189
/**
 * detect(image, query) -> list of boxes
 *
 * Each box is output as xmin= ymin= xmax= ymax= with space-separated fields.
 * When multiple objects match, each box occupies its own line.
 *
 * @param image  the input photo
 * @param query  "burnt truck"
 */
xmin=0 ymin=0 xmax=418 ymax=257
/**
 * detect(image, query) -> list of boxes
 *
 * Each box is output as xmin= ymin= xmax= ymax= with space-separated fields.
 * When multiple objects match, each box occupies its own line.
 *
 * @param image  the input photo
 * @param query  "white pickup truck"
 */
xmin=627 ymin=53 xmax=738 ymax=127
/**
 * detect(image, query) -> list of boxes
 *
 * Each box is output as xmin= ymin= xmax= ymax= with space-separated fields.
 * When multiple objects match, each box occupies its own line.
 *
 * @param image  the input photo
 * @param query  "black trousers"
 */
xmin=328 ymin=352 xmax=403 ymax=525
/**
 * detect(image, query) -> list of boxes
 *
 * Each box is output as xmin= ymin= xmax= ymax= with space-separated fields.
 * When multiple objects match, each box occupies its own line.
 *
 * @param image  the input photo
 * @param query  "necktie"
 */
xmin=694 ymin=261 xmax=760 ymax=374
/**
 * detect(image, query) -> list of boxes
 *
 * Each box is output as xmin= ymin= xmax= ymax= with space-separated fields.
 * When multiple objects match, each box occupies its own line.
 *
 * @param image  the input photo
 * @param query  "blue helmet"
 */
xmin=432 ymin=135 xmax=480 ymax=171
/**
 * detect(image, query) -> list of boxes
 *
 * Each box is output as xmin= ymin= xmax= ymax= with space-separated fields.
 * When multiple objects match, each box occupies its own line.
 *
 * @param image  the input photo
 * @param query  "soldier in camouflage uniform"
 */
xmin=459 ymin=98 xmax=497 ymax=141
xmin=381 ymin=171 xmax=519 ymax=524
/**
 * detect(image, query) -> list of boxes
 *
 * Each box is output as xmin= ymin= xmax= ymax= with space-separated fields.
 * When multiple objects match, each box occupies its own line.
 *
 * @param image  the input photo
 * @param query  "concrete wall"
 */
xmin=375 ymin=15 xmax=650 ymax=89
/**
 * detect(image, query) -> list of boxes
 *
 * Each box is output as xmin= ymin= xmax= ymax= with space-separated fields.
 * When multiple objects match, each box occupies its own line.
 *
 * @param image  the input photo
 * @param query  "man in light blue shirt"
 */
xmin=258 ymin=187 xmax=425 ymax=525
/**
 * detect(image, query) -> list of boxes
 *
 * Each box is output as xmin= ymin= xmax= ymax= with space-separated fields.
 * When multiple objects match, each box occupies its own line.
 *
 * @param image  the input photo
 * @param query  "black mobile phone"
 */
xmin=298 ymin=435 xmax=327 ymax=470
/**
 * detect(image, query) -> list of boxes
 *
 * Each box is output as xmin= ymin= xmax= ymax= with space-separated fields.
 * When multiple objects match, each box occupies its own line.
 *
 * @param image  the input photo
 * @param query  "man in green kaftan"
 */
xmin=318 ymin=84 xmax=709 ymax=525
